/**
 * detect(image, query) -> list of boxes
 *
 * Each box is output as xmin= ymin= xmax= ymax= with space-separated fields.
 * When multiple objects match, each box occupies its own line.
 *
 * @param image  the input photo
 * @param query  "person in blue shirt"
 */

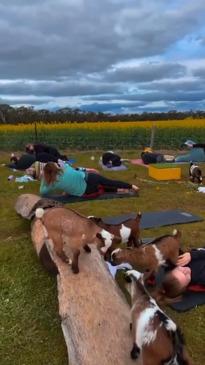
xmin=40 ymin=162 xmax=139 ymax=197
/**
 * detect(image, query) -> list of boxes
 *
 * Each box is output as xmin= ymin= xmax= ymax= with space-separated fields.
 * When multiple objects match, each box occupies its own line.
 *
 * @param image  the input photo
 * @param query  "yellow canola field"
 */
xmin=1 ymin=118 xmax=205 ymax=132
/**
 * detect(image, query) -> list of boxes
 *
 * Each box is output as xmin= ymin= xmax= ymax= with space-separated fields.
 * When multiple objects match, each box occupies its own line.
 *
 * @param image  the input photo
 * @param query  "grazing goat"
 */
xmin=111 ymin=229 xmax=181 ymax=274
xmin=88 ymin=212 xmax=142 ymax=248
xmin=189 ymin=162 xmax=203 ymax=184
xmin=35 ymin=207 xmax=120 ymax=274
xmin=124 ymin=269 xmax=193 ymax=365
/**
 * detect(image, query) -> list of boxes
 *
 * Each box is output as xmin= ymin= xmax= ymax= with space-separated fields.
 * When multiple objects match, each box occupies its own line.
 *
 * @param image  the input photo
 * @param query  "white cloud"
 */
xmin=0 ymin=0 xmax=205 ymax=112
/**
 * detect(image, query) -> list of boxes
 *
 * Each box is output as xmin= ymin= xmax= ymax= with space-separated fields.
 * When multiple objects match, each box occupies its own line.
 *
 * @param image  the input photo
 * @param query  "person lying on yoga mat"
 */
xmin=26 ymin=161 xmax=99 ymax=181
xmin=25 ymin=142 xmax=68 ymax=161
xmin=8 ymin=152 xmax=60 ymax=170
xmin=40 ymin=162 xmax=139 ymax=197
xmin=162 ymin=248 xmax=205 ymax=298
xmin=101 ymin=151 xmax=130 ymax=168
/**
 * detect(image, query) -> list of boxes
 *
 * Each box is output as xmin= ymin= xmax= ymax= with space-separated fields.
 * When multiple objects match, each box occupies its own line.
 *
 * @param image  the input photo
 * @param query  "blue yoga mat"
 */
xmin=102 ymin=210 xmax=203 ymax=229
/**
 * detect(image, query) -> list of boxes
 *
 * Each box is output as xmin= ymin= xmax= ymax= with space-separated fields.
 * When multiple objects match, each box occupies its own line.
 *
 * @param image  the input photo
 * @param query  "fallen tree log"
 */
xmin=16 ymin=194 xmax=135 ymax=365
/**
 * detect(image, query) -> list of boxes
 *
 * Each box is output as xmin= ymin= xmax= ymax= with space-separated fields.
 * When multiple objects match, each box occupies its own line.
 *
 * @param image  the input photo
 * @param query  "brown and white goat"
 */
xmin=111 ymin=229 xmax=181 ymax=274
xmin=189 ymin=162 xmax=203 ymax=184
xmin=88 ymin=212 xmax=142 ymax=248
xmin=35 ymin=207 xmax=120 ymax=274
xmin=124 ymin=269 xmax=193 ymax=365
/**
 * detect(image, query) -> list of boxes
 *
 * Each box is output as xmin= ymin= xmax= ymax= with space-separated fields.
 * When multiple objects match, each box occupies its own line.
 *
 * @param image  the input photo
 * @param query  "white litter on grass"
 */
xmin=18 ymin=185 xmax=24 ymax=189
xmin=90 ymin=156 xmax=95 ymax=160
xmin=15 ymin=175 xmax=34 ymax=183
xmin=198 ymin=186 xmax=205 ymax=193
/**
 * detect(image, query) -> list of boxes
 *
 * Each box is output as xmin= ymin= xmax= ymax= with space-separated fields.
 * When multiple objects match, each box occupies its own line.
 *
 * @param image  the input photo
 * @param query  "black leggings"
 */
xmin=84 ymin=173 xmax=132 ymax=194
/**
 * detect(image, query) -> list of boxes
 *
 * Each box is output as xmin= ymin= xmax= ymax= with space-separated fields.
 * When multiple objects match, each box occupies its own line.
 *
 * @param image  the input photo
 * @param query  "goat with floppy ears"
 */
xmin=123 ymin=269 xmax=194 ymax=365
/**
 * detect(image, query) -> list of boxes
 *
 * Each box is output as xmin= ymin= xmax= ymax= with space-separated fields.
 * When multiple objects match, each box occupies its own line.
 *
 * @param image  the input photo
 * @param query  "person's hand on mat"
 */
xmin=177 ymin=252 xmax=191 ymax=266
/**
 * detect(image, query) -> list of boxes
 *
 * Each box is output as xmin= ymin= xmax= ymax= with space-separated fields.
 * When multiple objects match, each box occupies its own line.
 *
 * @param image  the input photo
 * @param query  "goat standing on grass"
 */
xmin=124 ymin=270 xmax=193 ymax=365
xmin=189 ymin=162 xmax=203 ymax=184
xmin=88 ymin=212 xmax=142 ymax=260
xmin=35 ymin=207 xmax=120 ymax=274
xmin=111 ymin=229 xmax=181 ymax=274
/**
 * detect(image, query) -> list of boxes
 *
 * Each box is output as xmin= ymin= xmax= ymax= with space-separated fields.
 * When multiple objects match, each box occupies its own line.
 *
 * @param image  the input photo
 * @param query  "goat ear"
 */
xmin=95 ymin=217 xmax=102 ymax=223
xmin=124 ymin=275 xmax=132 ymax=283
xmin=152 ymin=288 xmax=182 ymax=306
xmin=122 ymin=269 xmax=132 ymax=282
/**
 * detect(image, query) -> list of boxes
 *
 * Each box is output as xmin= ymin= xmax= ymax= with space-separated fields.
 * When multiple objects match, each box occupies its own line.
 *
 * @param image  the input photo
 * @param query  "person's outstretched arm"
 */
xmin=177 ymin=248 xmax=205 ymax=266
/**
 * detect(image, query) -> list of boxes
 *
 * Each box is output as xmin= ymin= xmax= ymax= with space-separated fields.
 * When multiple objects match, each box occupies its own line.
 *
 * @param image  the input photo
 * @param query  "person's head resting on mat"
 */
xmin=162 ymin=266 xmax=191 ymax=298
xmin=25 ymin=143 xmax=35 ymax=154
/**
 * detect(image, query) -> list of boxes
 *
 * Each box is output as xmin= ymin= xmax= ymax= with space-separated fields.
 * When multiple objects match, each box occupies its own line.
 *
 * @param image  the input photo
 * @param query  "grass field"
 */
xmin=1 ymin=149 xmax=205 ymax=365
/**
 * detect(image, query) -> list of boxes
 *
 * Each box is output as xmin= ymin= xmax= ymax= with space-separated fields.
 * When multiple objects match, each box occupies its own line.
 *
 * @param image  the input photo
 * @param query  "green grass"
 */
xmin=0 ymin=150 xmax=205 ymax=365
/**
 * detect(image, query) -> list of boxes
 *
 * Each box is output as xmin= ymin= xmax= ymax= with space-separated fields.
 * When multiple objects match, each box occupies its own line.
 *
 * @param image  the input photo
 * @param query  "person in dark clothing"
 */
xmin=8 ymin=152 xmax=59 ymax=170
xmin=84 ymin=172 xmax=137 ymax=195
xmin=25 ymin=143 xmax=68 ymax=161
xmin=102 ymin=152 xmax=122 ymax=167
xmin=162 ymin=248 xmax=205 ymax=297
xmin=141 ymin=151 xmax=165 ymax=164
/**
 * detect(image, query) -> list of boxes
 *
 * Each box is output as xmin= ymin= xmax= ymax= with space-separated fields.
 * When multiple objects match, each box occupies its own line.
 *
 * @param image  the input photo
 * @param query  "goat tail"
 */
xmin=35 ymin=207 xmax=45 ymax=219
xmin=171 ymin=328 xmax=190 ymax=365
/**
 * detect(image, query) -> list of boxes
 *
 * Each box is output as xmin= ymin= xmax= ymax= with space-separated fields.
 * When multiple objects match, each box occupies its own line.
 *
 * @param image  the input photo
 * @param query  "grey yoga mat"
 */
xmin=102 ymin=210 xmax=203 ymax=229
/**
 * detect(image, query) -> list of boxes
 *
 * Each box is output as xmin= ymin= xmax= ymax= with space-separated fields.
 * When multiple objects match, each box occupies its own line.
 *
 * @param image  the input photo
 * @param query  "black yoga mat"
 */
xmin=170 ymin=291 xmax=205 ymax=312
xmin=43 ymin=191 xmax=138 ymax=203
xmin=102 ymin=210 xmax=203 ymax=229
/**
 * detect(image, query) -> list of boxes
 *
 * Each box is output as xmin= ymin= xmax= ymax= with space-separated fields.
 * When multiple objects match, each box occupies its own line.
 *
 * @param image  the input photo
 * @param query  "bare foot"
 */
xmin=117 ymin=188 xmax=130 ymax=193
xmin=131 ymin=185 xmax=139 ymax=193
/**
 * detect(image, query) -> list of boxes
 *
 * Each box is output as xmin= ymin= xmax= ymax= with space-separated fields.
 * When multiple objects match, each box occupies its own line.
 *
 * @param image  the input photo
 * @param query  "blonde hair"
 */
xmin=43 ymin=162 xmax=62 ymax=185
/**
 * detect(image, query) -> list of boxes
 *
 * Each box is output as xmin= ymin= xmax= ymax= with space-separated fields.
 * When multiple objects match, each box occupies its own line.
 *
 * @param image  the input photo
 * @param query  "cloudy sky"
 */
xmin=1 ymin=0 xmax=205 ymax=114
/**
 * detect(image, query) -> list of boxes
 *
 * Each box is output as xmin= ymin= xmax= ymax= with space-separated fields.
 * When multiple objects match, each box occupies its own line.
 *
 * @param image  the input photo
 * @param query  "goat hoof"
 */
xmin=130 ymin=344 xmax=140 ymax=360
xmin=72 ymin=267 xmax=79 ymax=274
xmin=129 ymin=323 xmax=132 ymax=331
xmin=83 ymin=245 xmax=91 ymax=253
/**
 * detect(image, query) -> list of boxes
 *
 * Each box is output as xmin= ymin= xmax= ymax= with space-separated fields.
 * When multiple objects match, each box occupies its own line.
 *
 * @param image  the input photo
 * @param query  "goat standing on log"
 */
xmin=35 ymin=207 xmax=120 ymax=274
xmin=189 ymin=162 xmax=203 ymax=184
xmin=111 ymin=229 xmax=181 ymax=274
xmin=124 ymin=270 xmax=193 ymax=365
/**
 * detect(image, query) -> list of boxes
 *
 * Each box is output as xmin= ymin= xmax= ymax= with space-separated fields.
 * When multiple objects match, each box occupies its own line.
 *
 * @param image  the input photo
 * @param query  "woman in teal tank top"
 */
xmin=40 ymin=162 xmax=139 ymax=197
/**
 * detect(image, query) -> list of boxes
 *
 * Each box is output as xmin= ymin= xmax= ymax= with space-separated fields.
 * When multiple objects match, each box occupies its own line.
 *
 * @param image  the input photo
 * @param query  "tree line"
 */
xmin=0 ymin=104 xmax=205 ymax=124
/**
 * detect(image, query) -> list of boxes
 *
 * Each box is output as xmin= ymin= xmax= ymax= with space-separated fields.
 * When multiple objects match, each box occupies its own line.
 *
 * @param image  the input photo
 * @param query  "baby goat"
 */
xmin=124 ymin=269 xmax=193 ymax=365
xmin=111 ymin=229 xmax=181 ymax=274
xmin=189 ymin=162 xmax=202 ymax=184
xmin=88 ymin=212 xmax=142 ymax=248
xmin=35 ymin=207 xmax=120 ymax=274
